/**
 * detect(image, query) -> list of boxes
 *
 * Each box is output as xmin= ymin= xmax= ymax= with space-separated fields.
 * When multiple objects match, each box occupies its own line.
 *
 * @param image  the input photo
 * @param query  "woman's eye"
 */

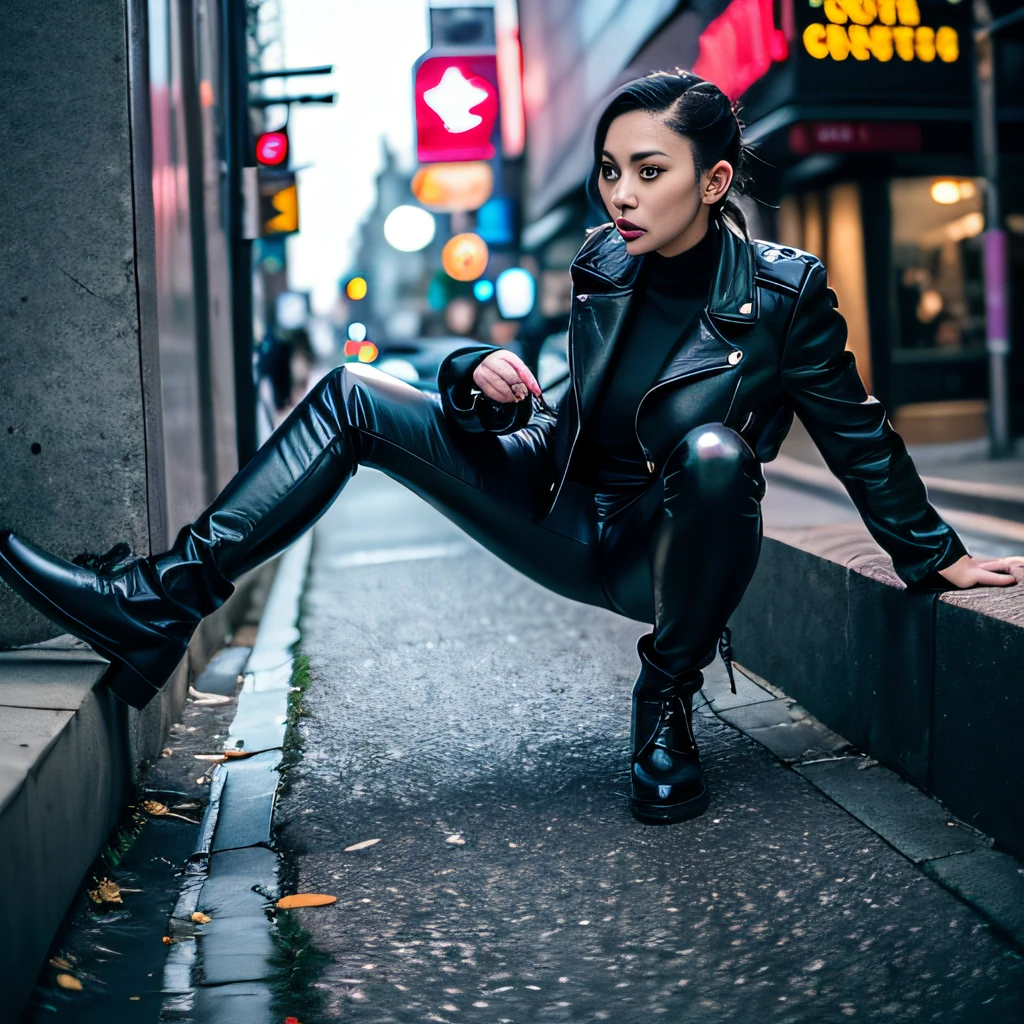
xmin=600 ymin=164 xmax=619 ymax=181
xmin=639 ymin=166 xmax=661 ymax=180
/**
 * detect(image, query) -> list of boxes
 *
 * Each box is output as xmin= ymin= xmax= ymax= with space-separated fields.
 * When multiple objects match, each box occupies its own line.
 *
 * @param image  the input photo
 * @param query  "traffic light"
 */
xmin=255 ymin=129 xmax=289 ymax=166
xmin=259 ymin=171 xmax=299 ymax=237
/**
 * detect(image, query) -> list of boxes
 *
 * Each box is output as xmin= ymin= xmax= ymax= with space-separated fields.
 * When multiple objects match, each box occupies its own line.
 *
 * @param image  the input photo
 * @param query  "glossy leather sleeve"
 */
xmin=437 ymin=344 xmax=535 ymax=435
xmin=781 ymin=260 xmax=968 ymax=585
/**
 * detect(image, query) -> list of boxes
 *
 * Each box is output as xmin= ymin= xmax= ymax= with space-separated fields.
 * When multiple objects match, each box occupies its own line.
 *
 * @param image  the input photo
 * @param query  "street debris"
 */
xmin=87 ymin=878 xmax=122 ymax=905
xmin=141 ymin=800 xmax=201 ymax=825
xmin=55 ymin=973 xmax=82 ymax=991
xmin=276 ymin=893 xmax=337 ymax=909
xmin=344 ymin=838 xmax=381 ymax=852
xmin=857 ymin=758 xmax=880 ymax=770
xmin=446 ymin=834 xmax=466 ymax=845
xmin=188 ymin=685 xmax=232 ymax=706
xmin=190 ymin=911 xmax=212 ymax=924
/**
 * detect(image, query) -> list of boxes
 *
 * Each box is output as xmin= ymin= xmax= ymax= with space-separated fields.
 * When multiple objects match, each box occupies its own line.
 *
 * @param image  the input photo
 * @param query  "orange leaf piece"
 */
xmin=56 ymin=974 xmax=83 ymax=991
xmin=276 ymin=893 xmax=337 ymax=909
xmin=191 ymin=911 xmax=212 ymax=924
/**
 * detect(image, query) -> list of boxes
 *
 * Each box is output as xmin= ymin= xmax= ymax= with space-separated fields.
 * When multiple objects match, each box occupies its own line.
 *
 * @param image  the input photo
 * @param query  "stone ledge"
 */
xmin=730 ymin=523 xmax=1024 ymax=860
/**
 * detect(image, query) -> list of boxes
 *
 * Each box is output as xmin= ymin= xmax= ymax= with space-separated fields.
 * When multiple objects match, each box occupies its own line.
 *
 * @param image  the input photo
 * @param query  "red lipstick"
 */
xmin=616 ymin=217 xmax=645 ymax=241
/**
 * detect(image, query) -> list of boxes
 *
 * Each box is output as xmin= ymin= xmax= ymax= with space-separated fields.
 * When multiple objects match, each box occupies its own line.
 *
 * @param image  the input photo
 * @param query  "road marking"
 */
xmin=328 ymin=542 xmax=469 ymax=569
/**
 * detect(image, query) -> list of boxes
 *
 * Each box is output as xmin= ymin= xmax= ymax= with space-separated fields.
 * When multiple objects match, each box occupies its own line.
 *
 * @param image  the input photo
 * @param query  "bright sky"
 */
xmin=279 ymin=0 xmax=430 ymax=313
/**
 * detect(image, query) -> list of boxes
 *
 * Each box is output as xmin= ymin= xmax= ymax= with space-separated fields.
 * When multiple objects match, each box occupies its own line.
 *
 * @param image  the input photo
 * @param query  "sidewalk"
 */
xmin=270 ymin=470 xmax=1024 ymax=1023
xmin=777 ymin=418 xmax=1024 ymax=527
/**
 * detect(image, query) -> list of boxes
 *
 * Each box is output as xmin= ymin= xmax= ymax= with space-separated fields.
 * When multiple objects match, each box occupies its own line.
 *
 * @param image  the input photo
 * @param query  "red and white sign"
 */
xmin=415 ymin=54 xmax=500 ymax=163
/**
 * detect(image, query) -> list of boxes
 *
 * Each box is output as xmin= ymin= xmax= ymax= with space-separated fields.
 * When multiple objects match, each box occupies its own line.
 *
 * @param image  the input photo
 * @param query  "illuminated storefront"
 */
xmin=719 ymin=0 xmax=1024 ymax=443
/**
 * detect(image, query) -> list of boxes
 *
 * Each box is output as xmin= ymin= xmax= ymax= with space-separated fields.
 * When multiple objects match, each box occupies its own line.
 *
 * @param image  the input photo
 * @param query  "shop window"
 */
xmin=891 ymin=177 xmax=986 ymax=354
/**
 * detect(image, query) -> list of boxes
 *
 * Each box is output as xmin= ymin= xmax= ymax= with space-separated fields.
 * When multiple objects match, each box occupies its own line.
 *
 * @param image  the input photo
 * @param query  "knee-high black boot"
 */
xmin=0 ymin=369 xmax=359 ymax=708
xmin=630 ymin=634 xmax=708 ymax=824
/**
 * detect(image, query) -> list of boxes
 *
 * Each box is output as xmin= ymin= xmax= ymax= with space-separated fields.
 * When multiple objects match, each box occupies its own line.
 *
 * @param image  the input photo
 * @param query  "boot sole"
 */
xmin=630 ymin=784 xmax=710 ymax=825
xmin=0 ymin=542 xmax=166 ymax=708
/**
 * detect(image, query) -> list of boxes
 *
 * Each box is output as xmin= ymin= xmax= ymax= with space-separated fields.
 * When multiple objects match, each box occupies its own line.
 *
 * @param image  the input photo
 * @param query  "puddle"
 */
xmin=21 ymin=813 xmax=197 ymax=1023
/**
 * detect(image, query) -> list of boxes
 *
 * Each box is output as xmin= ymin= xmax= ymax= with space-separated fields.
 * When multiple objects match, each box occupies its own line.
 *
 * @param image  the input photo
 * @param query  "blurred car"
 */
xmin=374 ymin=336 xmax=480 ymax=391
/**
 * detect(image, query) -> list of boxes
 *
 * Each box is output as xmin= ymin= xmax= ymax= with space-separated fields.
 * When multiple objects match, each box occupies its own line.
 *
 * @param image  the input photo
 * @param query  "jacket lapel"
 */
xmin=566 ymin=221 xmax=757 ymax=421
xmin=571 ymin=290 xmax=635 ymax=423
xmin=653 ymin=312 xmax=739 ymax=387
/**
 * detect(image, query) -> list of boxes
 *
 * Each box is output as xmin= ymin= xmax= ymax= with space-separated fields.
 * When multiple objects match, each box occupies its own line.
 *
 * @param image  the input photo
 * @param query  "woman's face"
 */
xmin=597 ymin=109 xmax=734 ymax=257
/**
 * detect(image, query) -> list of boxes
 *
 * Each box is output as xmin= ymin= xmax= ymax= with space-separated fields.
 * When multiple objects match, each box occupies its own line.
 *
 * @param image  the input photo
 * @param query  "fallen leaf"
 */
xmin=445 ymin=834 xmax=466 ymax=845
xmin=160 ymin=748 xmax=173 ymax=758
xmin=222 ymin=749 xmax=254 ymax=759
xmin=344 ymin=839 xmax=381 ymax=852
xmin=276 ymin=893 xmax=337 ymax=909
xmin=98 ymin=878 xmax=122 ymax=903
xmin=162 ymin=936 xmax=173 ymax=945
xmin=56 ymin=974 xmax=83 ymax=991
xmin=857 ymin=759 xmax=879 ymax=771
xmin=141 ymin=800 xmax=201 ymax=825
xmin=191 ymin=911 xmax=212 ymax=924
xmin=49 ymin=957 xmax=72 ymax=970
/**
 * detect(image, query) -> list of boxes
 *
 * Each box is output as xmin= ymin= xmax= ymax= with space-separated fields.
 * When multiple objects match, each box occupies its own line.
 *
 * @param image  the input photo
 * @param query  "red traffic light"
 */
xmin=256 ymin=131 xmax=289 ymax=166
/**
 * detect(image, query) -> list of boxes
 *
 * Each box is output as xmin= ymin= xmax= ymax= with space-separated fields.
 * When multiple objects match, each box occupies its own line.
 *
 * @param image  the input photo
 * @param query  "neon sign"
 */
xmin=802 ymin=0 xmax=959 ymax=62
xmin=414 ymin=55 xmax=500 ymax=163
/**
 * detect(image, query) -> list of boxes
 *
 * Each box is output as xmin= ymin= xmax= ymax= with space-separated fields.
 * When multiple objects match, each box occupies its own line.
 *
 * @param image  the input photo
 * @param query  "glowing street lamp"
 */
xmin=383 ymin=205 xmax=436 ymax=252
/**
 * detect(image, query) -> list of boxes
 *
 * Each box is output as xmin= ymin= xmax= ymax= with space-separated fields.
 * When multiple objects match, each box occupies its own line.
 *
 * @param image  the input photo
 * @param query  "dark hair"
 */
xmin=587 ymin=69 xmax=750 ymax=238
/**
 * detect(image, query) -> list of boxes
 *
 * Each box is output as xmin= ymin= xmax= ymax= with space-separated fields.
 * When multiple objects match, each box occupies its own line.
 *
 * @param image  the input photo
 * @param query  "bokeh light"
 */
xmin=383 ymin=205 xmax=437 ymax=252
xmin=495 ymin=267 xmax=536 ymax=319
xmin=473 ymin=279 xmax=495 ymax=302
xmin=346 ymin=277 xmax=368 ymax=301
xmin=441 ymin=233 xmax=489 ymax=282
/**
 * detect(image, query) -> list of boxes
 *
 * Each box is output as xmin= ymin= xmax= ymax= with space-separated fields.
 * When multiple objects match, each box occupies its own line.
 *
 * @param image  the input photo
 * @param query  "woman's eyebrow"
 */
xmin=630 ymin=149 xmax=668 ymax=162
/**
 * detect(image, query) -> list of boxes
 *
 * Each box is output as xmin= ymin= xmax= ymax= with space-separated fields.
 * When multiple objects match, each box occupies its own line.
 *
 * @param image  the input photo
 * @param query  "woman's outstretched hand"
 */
xmin=938 ymin=554 xmax=1024 ymax=589
xmin=473 ymin=350 xmax=542 ymax=404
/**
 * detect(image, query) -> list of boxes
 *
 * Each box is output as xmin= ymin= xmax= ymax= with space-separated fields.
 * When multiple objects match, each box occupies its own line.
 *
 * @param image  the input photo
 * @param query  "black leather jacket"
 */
xmin=438 ymin=222 xmax=967 ymax=586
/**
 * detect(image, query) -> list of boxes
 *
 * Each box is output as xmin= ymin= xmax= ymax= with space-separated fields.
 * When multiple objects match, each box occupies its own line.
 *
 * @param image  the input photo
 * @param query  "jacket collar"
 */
xmin=570 ymin=220 xmax=759 ymax=325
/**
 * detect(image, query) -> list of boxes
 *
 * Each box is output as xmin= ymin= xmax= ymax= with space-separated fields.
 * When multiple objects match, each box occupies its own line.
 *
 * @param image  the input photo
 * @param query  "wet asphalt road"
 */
xmin=275 ymin=469 xmax=1024 ymax=1024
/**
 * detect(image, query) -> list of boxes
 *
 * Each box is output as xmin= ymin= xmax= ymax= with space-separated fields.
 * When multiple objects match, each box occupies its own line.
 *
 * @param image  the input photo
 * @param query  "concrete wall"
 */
xmin=0 ymin=0 xmax=155 ymax=645
xmin=0 ymin=0 xmax=239 ymax=646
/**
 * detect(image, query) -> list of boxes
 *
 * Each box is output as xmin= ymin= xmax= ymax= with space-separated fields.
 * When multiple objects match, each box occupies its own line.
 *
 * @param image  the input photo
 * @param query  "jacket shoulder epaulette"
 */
xmin=752 ymin=240 xmax=821 ymax=297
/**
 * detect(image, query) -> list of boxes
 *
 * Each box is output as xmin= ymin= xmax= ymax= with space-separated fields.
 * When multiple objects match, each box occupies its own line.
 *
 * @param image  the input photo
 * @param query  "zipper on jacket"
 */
xmin=633 ymin=361 xmax=735 ymax=471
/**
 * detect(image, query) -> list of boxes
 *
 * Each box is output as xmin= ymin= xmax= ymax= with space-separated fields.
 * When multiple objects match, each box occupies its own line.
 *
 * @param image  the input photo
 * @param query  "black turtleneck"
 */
xmin=574 ymin=225 xmax=717 ymax=489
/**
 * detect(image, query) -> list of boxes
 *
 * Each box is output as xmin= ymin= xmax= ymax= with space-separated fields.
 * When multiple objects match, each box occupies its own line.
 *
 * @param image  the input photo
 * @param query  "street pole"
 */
xmin=973 ymin=0 xmax=1014 ymax=457
xmin=224 ymin=0 xmax=257 ymax=466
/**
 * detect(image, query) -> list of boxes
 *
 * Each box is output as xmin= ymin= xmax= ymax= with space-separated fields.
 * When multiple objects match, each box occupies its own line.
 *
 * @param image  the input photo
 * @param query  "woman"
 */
xmin=1 ymin=71 xmax=1019 ymax=826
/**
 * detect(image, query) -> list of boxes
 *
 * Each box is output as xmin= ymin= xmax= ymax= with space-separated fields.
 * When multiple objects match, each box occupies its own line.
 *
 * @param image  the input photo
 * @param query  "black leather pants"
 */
xmin=195 ymin=364 xmax=764 ymax=677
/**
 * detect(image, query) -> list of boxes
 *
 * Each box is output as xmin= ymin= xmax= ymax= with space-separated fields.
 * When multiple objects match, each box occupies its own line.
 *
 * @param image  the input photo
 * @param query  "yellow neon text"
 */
xmin=803 ymin=21 xmax=958 ymax=61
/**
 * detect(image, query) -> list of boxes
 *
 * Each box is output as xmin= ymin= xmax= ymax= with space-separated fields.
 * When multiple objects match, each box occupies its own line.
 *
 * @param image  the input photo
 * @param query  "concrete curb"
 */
xmin=729 ymin=520 xmax=1024 ymax=861
xmin=0 ymin=563 xmax=271 ymax=1018
xmin=162 ymin=533 xmax=312 ymax=1023
xmin=699 ymin=658 xmax=1024 ymax=950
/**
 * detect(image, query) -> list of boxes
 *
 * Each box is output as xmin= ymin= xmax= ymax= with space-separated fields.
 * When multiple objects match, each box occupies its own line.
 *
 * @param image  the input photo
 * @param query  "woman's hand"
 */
xmin=938 ymin=554 xmax=1024 ymax=589
xmin=473 ymin=350 xmax=542 ymax=404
